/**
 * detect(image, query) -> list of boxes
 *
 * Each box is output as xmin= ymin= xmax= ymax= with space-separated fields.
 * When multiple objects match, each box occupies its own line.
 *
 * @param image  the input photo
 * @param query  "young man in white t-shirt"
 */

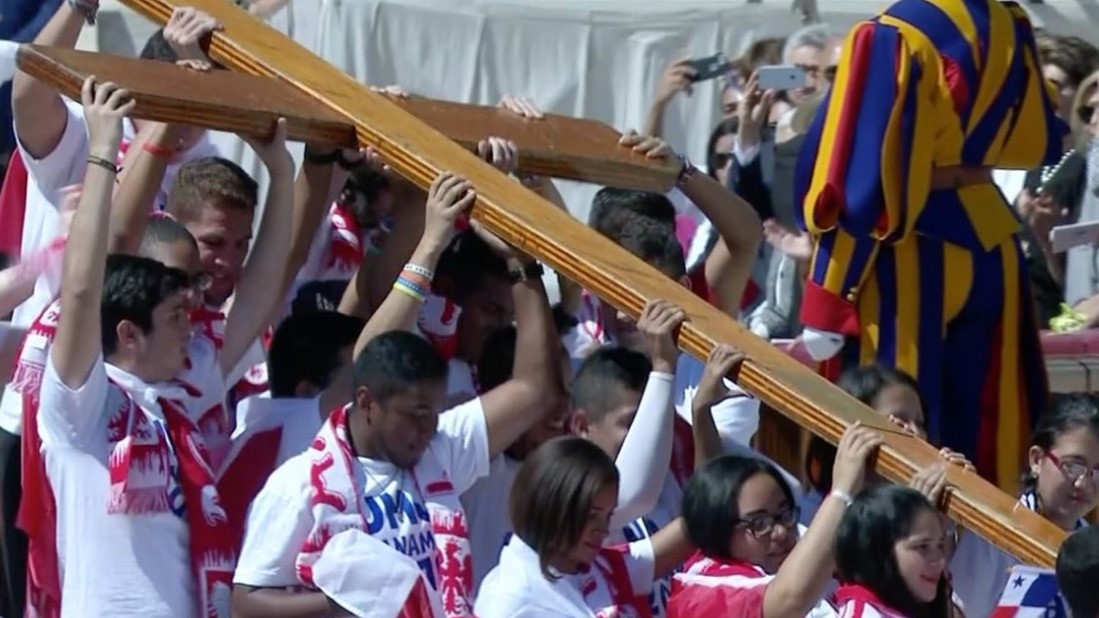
xmin=233 ymin=170 xmax=564 ymax=618
xmin=0 ymin=8 xmax=222 ymax=611
xmin=35 ymin=76 xmax=293 ymax=617
xmin=222 ymin=310 xmax=365 ymax=539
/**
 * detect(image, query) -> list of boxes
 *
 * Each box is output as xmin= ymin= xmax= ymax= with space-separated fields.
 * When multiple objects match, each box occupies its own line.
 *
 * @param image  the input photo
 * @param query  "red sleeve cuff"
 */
xmin=800 ymin=280 xmax=860 ymax=336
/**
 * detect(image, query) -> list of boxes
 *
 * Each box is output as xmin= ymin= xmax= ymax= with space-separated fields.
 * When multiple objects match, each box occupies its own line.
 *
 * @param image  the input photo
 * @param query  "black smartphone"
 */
xmin=687 ymin=53 xmax=729 ymax=83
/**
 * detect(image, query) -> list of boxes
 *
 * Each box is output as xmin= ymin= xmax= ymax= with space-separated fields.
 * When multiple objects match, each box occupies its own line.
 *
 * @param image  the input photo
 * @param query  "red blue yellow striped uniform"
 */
xmin=794 ymin=0 xmax=1066 ymax=488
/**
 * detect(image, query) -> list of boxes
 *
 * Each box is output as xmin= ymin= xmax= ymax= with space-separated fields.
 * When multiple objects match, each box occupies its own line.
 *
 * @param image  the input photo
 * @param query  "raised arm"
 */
xmin=52 ymin=78 xmax=135 ymax=388
xmin=619 ymin=131 xmax=762 ymax=316
xmin=11 ymin=3 xmax=85 ymax=160
xmin=610 ymin=300 xmax=683 ymax=529
xmin=762 ymin=425 xmax=881 ymax=618
xmin=354 ymin=171 xmax=475 ymax=350
xmin=474 ymin=225 xmax=564 ymax=458
xmin=219 ymin=120 xmax=294 ymax=376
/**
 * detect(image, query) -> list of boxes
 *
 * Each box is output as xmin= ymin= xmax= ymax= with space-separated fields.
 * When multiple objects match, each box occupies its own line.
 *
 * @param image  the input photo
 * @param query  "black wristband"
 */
xmin=508 ymin=261 xmax=544 ymax=284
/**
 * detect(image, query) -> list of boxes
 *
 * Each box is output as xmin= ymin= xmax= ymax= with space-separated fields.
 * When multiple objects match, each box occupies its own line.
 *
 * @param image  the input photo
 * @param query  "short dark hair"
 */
xmin=353 ymin=331 xmax=448 ymax=404
xmin=166 ymin=157 xmax=258 ymax=224
xmin=434 ymin=230 xmax=509 ymax=302
xmin=268 ymin=311 xmax=365 ymax=398
xmin=682 ymin=456 xmax=795 ymax=561
xmin=807 ymin=364 xmax=922 ymax=494
xmin=1057 ymin=526 xmax=1099 ymax=618
xmin=477 ymin=326 xmax=517 ymax=392
xmin=101 ymin=254 xmax=191 ymax=357
xmin=510 ymin=437 xmax=619 ymax=579
xmin=615 ymin=216 xmax=687 ymax=279
xmin=569 ymin=347 xmax=650 ymax=421
xmin=1023 ymin=392 xmax=1099 ymax=493
xmin=292 ymin=280 xmax=350 ymax=315
xmin=588 ymin=188 xmax=676 ymax=240
xmin=1038 ymin=33 xmax=1099 ymax=91
xmin=138 ymin=214 xmax=198 ymax=259
xmin=835 ymin=485 xmax=951 ymax=617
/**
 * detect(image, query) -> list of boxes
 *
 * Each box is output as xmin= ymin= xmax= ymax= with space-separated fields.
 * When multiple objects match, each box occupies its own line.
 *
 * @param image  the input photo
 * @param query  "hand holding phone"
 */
xmin=686 ymin=53 xmax=730 ymax=83
xmin=756 ymin=65 xmax=808 ymax=90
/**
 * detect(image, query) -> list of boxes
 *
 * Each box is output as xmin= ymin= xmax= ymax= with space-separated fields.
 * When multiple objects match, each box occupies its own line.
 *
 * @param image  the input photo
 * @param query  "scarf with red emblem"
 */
xmin=295 ymin=405 xmax=447 ymax=617
xmin=103 ymin=366 xmax=237 ymax=617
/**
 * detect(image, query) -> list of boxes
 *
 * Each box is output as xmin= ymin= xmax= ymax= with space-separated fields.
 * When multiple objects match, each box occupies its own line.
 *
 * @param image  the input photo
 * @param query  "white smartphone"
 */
xmin=757 ymin=65 xmax=808 ymax=90
xmin=1050 ymin=220 xmax=1099 ymax=253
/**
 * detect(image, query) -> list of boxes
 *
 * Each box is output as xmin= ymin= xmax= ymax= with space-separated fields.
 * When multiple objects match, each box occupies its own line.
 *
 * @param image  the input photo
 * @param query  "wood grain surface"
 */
xmin=16 ymin=45 xmax=357 ymax=146
xmin=118 ymin=0 xmax=1066 ymax=566
xmin=17 ymin=45 xmax=676 ymax=190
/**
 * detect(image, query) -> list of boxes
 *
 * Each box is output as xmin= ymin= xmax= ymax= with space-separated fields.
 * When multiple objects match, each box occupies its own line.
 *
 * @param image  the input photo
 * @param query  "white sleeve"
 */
xmin=0 ymin=41 xmax=18 ymax=86
xmin=435 ymin=397 xmax=491 ymax=494
xmin=611 ymin=372 xmax=675 ymax=530
xmin=624 ymin=539 xmax=657 ymax=595
xmin=17 ymin=99 xmax=89 ymax=200
xmin=233 ymin=459 xmax=315 ymax=587
xmin=37 ymin=351 xmax=109 ymax=447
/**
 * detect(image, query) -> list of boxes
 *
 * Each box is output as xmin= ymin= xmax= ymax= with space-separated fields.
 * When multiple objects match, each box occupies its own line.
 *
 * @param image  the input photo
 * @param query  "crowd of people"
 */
xmin=0 ymin=0 xmax=1097 ymax=617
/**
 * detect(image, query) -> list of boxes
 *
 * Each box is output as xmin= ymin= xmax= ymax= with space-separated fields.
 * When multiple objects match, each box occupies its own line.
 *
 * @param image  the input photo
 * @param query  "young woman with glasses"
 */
xmin=666 ymin=424 xmax=883 ymax=618
xmin=950 ymin=393 xmax=1099 ymax=618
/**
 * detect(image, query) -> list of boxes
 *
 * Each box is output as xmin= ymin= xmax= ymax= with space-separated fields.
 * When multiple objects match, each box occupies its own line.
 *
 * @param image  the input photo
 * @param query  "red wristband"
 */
xmin=142 ymin=142 xmax=175 ymax=159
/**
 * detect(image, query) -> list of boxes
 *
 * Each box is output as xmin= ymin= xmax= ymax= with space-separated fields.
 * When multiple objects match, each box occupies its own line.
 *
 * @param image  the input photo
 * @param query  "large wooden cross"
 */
xmin=18 ymin=0 xmax=1065 ymax=566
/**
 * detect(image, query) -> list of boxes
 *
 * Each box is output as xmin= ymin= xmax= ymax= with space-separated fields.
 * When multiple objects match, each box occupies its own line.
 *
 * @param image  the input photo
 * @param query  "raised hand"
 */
xmin=243 ymin=117 xmax=293 ymax=171
xmin=163 ymin=7 xmax=221 ymax=61
xmin=655 ymin=57 xmax=697 ymax=104
xmin=910 ymin=464 xmax=949 ymax=505
xmin=499 ymin=94 xmax=545 ymax=119
xmin=422 ymin=172 xmax=476 ymax=251
xmin=81 ymin=77 xmax=136 ymax=158
xmin=618 ymin=129 xmax=673 ymax=159
xmin=695 ymin=344 xmax=747 ymax=408
xmin=636 ymin=299 xmax=686 ymax=374
xmin=831 ymin=423 xmax=884 ymax=496
xmin=370 ymin=85 xmax=411 ymax=99
xmin=476 ymin=136 xmax=519 ymax=175
xmin=938 ymin=447 xmax=976 ymax=473
xmin=737 ymin=72 xmax=777 ymax=148
xmin=762 ymin=219 xmax=812 ymax=264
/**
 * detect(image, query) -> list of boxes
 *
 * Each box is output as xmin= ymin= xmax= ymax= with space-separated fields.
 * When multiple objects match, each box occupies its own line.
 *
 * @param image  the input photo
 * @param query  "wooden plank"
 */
xmin=16 ymin=44 xmax=357 ymax=147
xmin=17 ymin=45 xmax=676 ymax=191
xmin=118 ymin=0 xmax=1066 ymax=567
xmin=392 ymin=97 xmax=679 ymax=192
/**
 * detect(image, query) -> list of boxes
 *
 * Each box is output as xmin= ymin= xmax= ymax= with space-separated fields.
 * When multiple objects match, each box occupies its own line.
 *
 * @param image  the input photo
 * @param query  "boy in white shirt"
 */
xmin=35 ymin=76 xmax=292 ymax=618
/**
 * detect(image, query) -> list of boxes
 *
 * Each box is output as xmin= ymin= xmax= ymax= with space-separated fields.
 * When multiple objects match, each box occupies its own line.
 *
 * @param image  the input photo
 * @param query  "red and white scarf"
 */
xmin=834 ymin=584 xmax=908 ymax=618
xmin=296 ymin=406 xmax=445 ymax=617
xmin=103 ymin=367 xmax=237 ymax=617
xmin=324 ymin=201 xmax=363 ymax=276
xmin=669 ymin=553 xmax=836 ymax=618
xmin=419 ymin=292 xmax=462 ymax=362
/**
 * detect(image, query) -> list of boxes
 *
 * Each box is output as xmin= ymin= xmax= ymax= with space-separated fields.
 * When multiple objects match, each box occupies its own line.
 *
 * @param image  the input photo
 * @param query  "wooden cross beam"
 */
xmin=17 ymin=44 xmax=678 ymax=193
xmin=59 ymin=0 xmax=1060 ymax=566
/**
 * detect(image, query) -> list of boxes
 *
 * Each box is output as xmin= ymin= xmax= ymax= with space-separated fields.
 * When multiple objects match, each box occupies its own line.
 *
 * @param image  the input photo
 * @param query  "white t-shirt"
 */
xmin=228 ymin=392 xmax=325 ymax=470
xmin=2 ymin=98 xmax=221 ymax=434
xmin=36 ymin=350 xmax=227 ymax=617
xmin=476 ymin=536 xmax=655 ymax=618
xmin=233 ymin=398 xmax=491 ymax=609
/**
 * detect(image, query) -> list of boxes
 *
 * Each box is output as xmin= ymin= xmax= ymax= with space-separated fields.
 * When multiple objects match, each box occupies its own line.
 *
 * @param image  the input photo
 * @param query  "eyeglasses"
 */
xmin=1045 ymin=451 xmax=1099 ymax=485
xmin=736 ymin=506 xmax=800 ymax=537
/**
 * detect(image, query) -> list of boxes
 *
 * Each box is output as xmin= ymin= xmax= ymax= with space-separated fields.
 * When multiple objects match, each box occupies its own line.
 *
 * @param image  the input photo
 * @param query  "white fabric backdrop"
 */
xmin=86 ymin=0 xmax=1099 ymax=302
xmin=92 ymin=0 xmax=1099 ymax=220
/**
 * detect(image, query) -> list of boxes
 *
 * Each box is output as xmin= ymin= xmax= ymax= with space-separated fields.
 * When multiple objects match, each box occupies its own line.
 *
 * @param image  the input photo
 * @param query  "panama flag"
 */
xmin=990 ymin=565 xmax=1068 ymax=618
